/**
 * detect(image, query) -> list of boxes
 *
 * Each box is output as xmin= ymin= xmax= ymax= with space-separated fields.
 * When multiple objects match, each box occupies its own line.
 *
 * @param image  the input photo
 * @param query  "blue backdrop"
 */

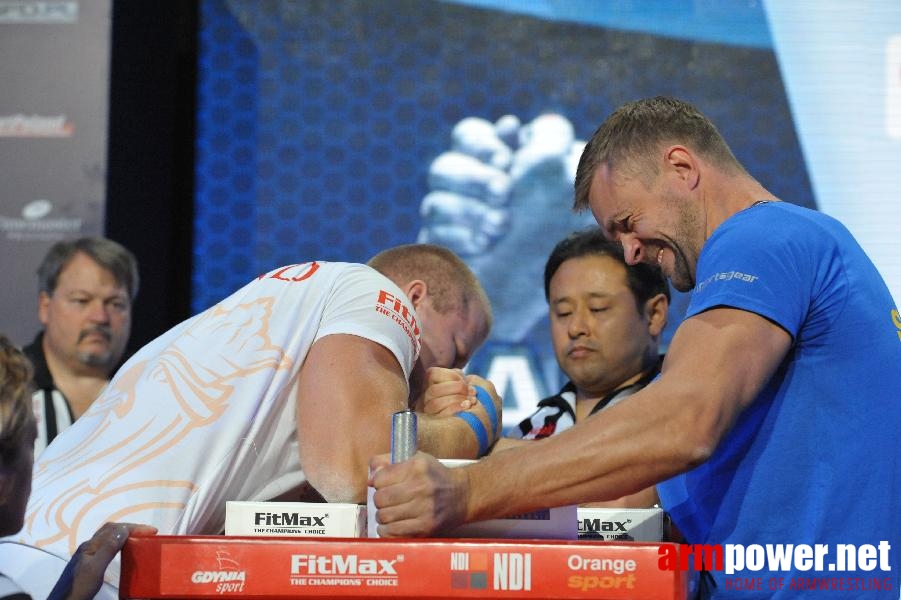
xmin=193 ymin=0 xmax=814 ymax=426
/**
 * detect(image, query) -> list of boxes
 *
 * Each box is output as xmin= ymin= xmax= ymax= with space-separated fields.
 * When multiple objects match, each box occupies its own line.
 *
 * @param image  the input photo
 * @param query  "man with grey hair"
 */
xmin=23 ymin=236 xmax=139 ymax=455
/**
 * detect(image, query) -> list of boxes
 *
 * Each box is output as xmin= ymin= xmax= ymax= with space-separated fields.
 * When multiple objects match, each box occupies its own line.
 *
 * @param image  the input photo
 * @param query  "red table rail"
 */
xmin=120 ymin=535 xmax=687 ymax=599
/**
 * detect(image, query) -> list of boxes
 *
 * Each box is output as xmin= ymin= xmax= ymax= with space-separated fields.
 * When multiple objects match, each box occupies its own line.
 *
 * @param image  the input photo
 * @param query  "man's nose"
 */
xmin=87 ymin=300 xmax=111 ymax=322
xmin=567 ymin=308 xmax=590 ymax=338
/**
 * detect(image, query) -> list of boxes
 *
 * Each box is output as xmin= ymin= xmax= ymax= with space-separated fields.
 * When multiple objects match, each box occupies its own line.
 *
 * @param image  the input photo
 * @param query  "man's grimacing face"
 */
xmin=588 ymin=162 xmax=703 ymax=293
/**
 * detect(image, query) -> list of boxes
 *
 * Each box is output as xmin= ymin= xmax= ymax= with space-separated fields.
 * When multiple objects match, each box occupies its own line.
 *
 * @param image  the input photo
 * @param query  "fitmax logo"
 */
xmin=376 ymin=290 xmax=420 ymax=337
xmin=254 ymin=512 xmax=326 ymax=527
xmin=291 ymin=554 xmax=400 ymax=575
xmin=579 ymin=519 xmax=629 ymax=533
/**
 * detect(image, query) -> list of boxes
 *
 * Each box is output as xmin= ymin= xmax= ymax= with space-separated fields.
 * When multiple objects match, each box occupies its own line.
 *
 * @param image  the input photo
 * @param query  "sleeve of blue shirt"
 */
xmin=685 ymin=203 xmax=842 ymax=342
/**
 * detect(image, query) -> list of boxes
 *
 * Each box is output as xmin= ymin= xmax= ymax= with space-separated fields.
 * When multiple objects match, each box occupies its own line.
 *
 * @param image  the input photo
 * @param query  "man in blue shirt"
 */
xmin=369 ymin=97 xmax=901 ymax=598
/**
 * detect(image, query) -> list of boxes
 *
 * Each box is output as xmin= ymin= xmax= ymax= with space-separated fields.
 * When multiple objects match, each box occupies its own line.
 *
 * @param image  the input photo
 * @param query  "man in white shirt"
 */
xmin=3 ymin=243 xmax=501 ymax=600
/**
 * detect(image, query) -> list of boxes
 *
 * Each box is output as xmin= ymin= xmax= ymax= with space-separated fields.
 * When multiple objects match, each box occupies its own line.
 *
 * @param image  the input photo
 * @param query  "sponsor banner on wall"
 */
xmin=0 ymin=0 xmax=111 ymax=345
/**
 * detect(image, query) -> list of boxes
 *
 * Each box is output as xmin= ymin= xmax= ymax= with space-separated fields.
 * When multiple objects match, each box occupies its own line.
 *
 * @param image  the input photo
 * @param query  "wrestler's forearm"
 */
xmin=417 ymin=413 xmax=483 ymax=459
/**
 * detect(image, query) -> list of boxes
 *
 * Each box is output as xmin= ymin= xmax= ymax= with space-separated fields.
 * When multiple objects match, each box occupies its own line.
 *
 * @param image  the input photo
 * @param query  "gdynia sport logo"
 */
xmin=659 ymin=541 xmax=894 ymax=593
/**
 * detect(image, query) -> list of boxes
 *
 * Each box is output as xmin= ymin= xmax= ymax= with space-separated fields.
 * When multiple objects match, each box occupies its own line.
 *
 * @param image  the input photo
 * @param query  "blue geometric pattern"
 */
xmin=193 ymin=0 xmax=813 ymax=315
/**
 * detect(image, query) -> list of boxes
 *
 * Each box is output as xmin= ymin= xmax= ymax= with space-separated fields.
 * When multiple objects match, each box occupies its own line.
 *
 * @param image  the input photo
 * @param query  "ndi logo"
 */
xmin=888 ymin=36 xmax=901 ymax=139
xmin=493 ymin=552 xmax=531 ymax=591
xmin=450 ymin=552 xmax=488 ymax=590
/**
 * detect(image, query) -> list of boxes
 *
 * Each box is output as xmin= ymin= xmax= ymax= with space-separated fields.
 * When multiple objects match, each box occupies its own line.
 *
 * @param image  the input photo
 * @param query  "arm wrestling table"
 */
xmin=120 ymin=535 xmax=688 ymax=599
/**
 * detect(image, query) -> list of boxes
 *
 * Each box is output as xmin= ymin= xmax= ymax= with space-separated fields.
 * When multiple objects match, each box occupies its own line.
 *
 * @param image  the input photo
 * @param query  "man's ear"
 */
xmin=38 ymin=291 xmax=51 ymax=326
xmin=401 ymin=279 xmax=428 ymax=309
xmin=665 ymin=145 xmax=699 ymax=191
xmin=645 ymin=292 xmax=669 ymax=338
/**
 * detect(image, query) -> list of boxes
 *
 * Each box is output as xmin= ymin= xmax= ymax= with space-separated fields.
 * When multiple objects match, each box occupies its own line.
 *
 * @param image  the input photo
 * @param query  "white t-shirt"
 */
xmin=17 ymin=262 xmax=419 ymax=559
xmin=0 ymin=571 xmax=28 ymax=598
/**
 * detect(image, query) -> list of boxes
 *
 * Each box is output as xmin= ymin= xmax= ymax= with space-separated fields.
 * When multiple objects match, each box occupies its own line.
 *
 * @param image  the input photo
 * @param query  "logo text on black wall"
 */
xmin=0 ymin=1 xmax=78 ymax=23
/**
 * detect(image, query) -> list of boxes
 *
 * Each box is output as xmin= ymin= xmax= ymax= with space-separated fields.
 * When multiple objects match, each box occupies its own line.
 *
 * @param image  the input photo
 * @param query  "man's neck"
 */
xmin=702 ymin=172 xmax=777 ymax=238
xmin=44 ymin=349 xmax=110 ymax=418
xmin=574 ymin=361 xmax=659 ymax=422
xmin=50 ymin=371 xmax=109 ymax=418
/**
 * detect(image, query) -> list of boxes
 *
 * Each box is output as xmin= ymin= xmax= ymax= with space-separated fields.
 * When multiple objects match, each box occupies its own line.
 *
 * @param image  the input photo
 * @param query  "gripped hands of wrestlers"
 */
xmin=368 ymin=451 xmax=470 ymax=538
xmin=465 ymin=373 xmax=503 ymax=440
xmin=419 ymin=367 xmax=476 ymax=416
xmin=419 ymin=370 xmax=503 ymax=435
xmin=47 ymin=522 xmax=158 ymax=600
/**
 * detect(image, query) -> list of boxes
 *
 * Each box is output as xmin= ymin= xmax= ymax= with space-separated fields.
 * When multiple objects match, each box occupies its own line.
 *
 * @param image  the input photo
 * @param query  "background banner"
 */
xmin=0 ymin=0 xmax=111 ymax=346
xmin=4 ymin=1 xmax=896 ymax=429
xmin=192 ymin=0 xmax=816 ymax=427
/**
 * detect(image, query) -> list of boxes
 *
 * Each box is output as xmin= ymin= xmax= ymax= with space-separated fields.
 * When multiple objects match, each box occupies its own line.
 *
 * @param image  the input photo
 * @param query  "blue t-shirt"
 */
xmin=657 ymin=202 xmax=901 ymax=597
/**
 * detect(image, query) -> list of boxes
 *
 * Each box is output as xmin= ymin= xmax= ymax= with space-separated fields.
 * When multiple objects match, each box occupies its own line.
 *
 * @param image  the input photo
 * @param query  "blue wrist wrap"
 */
xmin=473 ymin=385 xmax=499 ymax=436
xmin=455 ymin=411 xmax=489 ymax=456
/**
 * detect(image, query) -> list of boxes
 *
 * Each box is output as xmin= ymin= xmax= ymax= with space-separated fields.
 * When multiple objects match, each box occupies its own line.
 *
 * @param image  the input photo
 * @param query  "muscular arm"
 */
xmin=296 ymin=334 xmax=487 ymax=504
xmin=462 ymin=307 xmax=791 ymax=520
xmin=491 ymin=428 xmax=658 ymax=508
xmin=372 ymin=308 xmax=792 ymax=535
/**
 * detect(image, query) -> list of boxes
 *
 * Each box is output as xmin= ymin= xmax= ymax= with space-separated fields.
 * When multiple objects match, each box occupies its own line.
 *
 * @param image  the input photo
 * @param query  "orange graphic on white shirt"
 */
xmin=26 ymin=296 xmax=294 ymax=553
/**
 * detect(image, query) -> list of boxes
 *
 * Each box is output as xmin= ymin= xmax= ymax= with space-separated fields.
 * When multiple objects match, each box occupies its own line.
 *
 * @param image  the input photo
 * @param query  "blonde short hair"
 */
xmin=368 ymin=243 xmax=492 ymax=327
xmin=574 ymin=96 xmax=746 ymax=212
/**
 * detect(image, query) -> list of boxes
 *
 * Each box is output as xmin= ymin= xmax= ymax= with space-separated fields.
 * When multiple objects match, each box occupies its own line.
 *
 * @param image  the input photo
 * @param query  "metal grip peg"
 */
xmin=391 ymin=409 xmax=418 ymax=463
